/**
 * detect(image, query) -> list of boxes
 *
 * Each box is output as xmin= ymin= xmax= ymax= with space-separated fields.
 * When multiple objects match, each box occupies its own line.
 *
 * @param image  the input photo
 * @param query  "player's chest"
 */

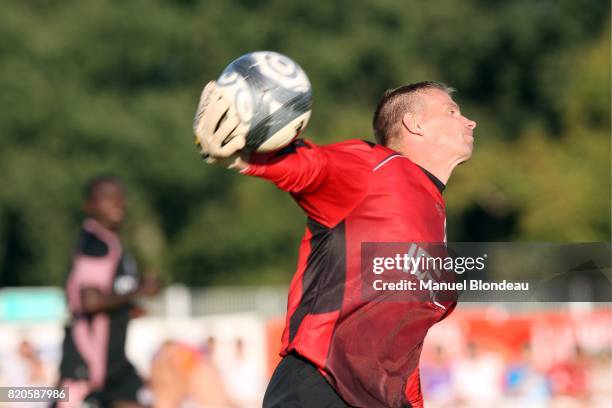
xmin=352 ymin=179 xmax=446 ymax=241
xmin=112 ymin=252 xmax=139 ymax=295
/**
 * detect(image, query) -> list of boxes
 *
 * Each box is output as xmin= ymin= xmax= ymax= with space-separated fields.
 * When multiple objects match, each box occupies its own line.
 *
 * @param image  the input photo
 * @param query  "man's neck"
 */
xmin=388 ymin=141 xmax=463 ymax=185
xmin=405 ymin=156 xmax=464 ymax=185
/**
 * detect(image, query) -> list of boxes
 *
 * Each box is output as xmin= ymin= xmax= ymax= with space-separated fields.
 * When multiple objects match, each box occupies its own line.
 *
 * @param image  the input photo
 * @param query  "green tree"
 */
xmin=0 ymin=0 xmax=609 ymax=286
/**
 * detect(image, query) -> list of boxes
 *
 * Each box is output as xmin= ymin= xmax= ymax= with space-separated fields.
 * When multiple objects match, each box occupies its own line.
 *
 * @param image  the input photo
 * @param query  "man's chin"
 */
xmin=457 ymin=150 xmax=473 ymax=165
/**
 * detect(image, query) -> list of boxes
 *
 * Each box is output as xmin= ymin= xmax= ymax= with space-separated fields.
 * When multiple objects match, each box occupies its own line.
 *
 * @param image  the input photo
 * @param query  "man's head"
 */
xmin=84 ymin=175 xmax=125 ymax=231
xmin=373 ymin=81 xmax=477 ymax=164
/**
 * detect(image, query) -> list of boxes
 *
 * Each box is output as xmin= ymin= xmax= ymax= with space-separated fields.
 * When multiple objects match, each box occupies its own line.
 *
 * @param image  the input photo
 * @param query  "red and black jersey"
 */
xmin=244 ymin=139 xmax=455 ymax=408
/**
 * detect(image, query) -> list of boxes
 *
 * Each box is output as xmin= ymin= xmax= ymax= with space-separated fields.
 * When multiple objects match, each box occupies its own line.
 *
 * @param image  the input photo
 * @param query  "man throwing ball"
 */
xmin=194 ymin=81 xmax=476 ymax=407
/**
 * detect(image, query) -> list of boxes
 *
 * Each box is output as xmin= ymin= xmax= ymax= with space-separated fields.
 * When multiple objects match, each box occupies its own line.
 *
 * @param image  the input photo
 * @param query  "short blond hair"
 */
xmin=372 ymin=81 xmax=455 ymax=146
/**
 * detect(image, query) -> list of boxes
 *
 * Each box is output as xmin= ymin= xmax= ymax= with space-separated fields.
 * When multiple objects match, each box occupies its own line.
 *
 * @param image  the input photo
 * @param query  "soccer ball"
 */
xmin=216 ymin=51 xmax=312 ymax=152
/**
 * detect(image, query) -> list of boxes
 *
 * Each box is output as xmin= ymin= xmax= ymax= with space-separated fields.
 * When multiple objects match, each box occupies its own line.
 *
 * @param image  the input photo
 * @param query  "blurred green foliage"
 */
xmin=0 ymin=0 xmax=609 ymax=286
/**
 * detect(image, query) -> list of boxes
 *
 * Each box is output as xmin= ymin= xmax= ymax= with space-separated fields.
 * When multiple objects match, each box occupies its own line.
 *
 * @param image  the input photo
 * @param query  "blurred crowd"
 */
xmin=420 ymin=341 xmax=612 ymax=408
xmin=0 ymin=335 xmax=264 ymax=408
xmin=148 ymin=337 xmax=264 ymax=407
xmin=1 ymin=316 xmax=610 ymax=408
xmin=0 ymin=339 xmax=56 ymax=388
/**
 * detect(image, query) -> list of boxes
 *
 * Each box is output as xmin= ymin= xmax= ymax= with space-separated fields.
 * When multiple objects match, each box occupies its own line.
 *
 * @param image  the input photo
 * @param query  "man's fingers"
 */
xmin=204 ymin=112 xmax=240 ymax=157
xmin=199 ymin=90 xmax=231 ymax=140
xmin=216 ymin=113 xmax=241 ymax=145
xmin=202 ymin=80 xmax=216 ymax=98
xmin=206 ymin=130 xmax=245 ymax=157
xmin=193 ymin=81 xmax=217 ymax=134
xmin=217 ymin=133 xmax=246 ymax=157
xmin=193 ymin=81 xmax=247 ymax=163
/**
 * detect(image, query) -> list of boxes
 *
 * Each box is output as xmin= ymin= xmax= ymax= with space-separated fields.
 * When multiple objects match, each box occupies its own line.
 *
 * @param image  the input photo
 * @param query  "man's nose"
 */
xmin=465 ymin=117 xmax=476 ymax=130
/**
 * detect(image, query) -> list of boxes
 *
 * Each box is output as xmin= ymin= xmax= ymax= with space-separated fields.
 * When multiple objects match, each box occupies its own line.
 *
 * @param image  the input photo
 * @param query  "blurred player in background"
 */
xmin=194 ymin=81 xmax=476 ymax=407
xmin=55 ymin=175 xmax=159 ymax=408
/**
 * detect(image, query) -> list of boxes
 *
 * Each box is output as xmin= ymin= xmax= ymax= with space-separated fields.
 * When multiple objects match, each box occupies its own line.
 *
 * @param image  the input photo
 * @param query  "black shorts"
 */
xmin=57 ymin=328 xmax=143 ymax=407
xmin=85 ymin=362 xmax=143 ymax=407
xmin=263 ymin=352 xmax=352 ymax=408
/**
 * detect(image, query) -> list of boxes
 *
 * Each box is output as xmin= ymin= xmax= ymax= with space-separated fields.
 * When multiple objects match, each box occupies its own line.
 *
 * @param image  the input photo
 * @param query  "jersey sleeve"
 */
xmin=241 ymin=139 xmax=374 ymax=227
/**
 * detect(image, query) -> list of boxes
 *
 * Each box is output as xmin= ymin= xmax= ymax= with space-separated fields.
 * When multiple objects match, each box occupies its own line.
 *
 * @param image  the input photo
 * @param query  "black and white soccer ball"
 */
xmin=216 ymin=51 xmax=312 ymax=152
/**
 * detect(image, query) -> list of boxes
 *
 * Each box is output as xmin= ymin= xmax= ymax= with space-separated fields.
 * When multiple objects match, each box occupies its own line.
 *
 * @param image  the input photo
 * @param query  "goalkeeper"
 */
xmin=194 ymin=81 xmax=476 ymax=408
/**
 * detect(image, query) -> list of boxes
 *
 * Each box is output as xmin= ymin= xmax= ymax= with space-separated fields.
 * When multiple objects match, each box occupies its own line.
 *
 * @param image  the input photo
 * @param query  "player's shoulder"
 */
xmin=320 ymin=139 xmax=400 ymax=166
xmin=275 ymin=138 xmax=395 ymax=168
xmin=278 ymin=138 xmax=380 ymax=153
xmin=321 ymin=138 xmax=376 ymax=152
xmin=318 ymin=138 xmax=375 ymax=159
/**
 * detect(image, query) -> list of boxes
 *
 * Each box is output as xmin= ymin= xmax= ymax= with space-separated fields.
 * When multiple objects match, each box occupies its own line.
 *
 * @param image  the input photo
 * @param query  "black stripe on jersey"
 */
xmin=417 ymin=165 xmax=446 ymax=193
xmin=78 ymin=229 xmax=108 ymax=257
xmin=361 ymin=140 xmax=376 ymax=147
xmin=289 ymin=218 xmax=347 ymax=342
xmin=273 ymin=138 xmax=310 ymax=158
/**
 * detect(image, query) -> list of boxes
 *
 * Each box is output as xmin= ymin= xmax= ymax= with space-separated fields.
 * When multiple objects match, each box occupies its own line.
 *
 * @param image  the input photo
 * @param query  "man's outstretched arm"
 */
xmin=192 ymin=80 xmax=371 ymax=227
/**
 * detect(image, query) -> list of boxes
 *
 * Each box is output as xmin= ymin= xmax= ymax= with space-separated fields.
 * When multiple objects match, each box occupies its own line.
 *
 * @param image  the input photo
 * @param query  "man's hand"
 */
xmin=137 ymin=275 xmax=162 ymax=297
xmin=193 ymin=81 xmax=247 ymax=168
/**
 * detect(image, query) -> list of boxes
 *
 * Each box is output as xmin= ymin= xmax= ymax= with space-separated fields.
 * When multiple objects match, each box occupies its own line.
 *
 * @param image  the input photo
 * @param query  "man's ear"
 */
xmin=402 ymin=112 xmax=423 ymax=136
